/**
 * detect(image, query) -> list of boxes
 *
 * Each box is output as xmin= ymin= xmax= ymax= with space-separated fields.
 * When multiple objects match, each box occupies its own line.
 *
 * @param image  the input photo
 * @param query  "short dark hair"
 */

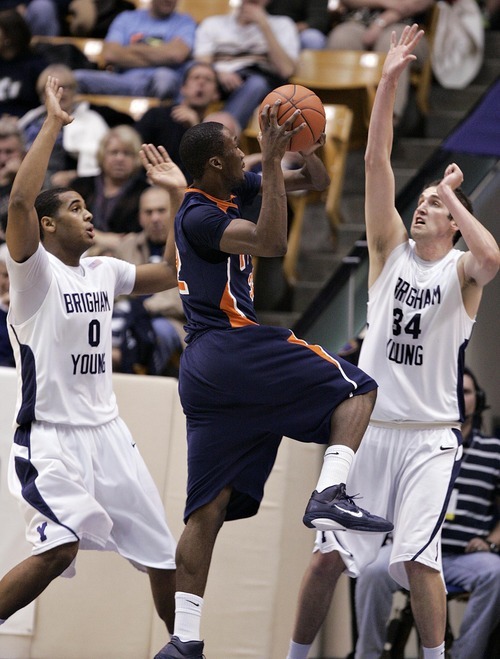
xmin=425 ymin=180 xmax=473 ymax=245
xmin=179 ymin=122 xmax=226 ymax=180
xmin=35 ymin=187 xmax=72 ymax=241
xmin=182 ymin=60 xmax=216 ymax=85
xmin=0 ymin=10 xmax=32 ymax=55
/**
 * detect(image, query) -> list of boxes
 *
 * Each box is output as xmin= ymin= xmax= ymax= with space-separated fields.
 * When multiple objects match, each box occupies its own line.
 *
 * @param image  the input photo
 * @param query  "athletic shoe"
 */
xmin=303 ymin=483 xmax=394 ymax=533
xmin=154 ymin=636 xmax=205 ymax=659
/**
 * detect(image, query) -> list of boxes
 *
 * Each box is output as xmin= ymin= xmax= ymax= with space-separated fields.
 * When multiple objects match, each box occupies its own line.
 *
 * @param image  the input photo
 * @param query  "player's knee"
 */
xmin=351 ymin=386 xmax=377 ymax=416
xmin=404 ymin=559 xmax=437 ymax=582
xmin=193 ymin=487 xmax=232 ymax=532
xmin=311 ymin=549 xmax=343 ymax=580
xmin=366 ymin=386 xmax=377 ymax=407
xmin=38 ymin=541 xmax=79 ymax=577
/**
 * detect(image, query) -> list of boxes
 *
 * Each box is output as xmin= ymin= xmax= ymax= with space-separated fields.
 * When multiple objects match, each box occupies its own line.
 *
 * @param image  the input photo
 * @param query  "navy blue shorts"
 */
xmin=179 ymin=325 xmax=377 ymax=522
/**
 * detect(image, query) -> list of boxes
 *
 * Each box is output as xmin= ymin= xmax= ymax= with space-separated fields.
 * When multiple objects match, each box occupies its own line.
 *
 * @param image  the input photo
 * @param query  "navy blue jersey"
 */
xmin=173 ymin=171 xmax=378 ymax=522
xmin=174 ymin=171 xmax=262 ymax=341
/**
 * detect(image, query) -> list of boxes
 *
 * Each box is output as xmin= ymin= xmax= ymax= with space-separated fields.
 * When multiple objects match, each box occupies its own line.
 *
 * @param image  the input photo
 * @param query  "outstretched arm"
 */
xmin=364 ymin=25 xmax=423 ymax=286
xmin=133 ymin=144 xmax=187 ymax=295
xmin=7 ymin=77 xmax=73 ymax=263
xmin=437 ymin=163 xmax=499 ymax=316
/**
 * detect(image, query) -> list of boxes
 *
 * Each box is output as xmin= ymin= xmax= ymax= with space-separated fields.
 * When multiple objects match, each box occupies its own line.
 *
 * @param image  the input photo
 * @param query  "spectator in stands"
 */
xmin=136 ymin=61 xmax=219 ymax=178
xmin=354 ymin=367 xmax=500 ymax=659
xmin=0 ymin=119 xmax=26 ymax=241
xmin=66 ymin=0 xmax=136 ymax=38
xmin=0 ymin=10 xmax=48 ymax=118
xmin=326 ymin=0 xmax=435 ymax=129
xmin=73 ymin=0 xmax=196 ymax=100
xmin=114 ymin=186 xmax=186 ymax=376
xmin=194 ymin=0 xmax=300 ymax=130
xmin=3 ymin=0 xmax=65 ymax=36
xmin=267 ymin=0 xmax=333 ymax=49
xmin=111 ymin=294 xmax=161 ymax=375
xmin=19 ymin=63 xmax=110 ymax=188
xmin=71 ymin=124 xmax=148 ymax=241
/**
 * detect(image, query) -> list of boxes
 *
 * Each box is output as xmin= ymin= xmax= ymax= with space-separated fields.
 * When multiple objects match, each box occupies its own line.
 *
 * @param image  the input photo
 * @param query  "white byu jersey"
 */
xmin=359 ymin=241 xmax=475 ymax=424
xmin=7 ymin=245 xmax=135 ymax=426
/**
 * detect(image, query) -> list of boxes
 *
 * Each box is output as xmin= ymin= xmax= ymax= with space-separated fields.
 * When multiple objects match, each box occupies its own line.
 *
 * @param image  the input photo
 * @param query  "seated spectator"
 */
xmin=0 ymin=9 xmax=48 ymax=118
xmin=354 ymin=367 xmax=500 ymax=659
xmin=135 ymin=61 xmax=219 ymax=178
xmin=66 ymin=0 xmax=135 ymax=38
xmin=111 ymin=295 xmax=160 ymax=375
xmin=18 ymin=63 xmax=110 ymax=188
xmin=114 ymin=185 xmax=186 ymax=376
xmin=3 ymin=0 xmax=64 ymax=36
xmin=72 ymin=124 xmax=149 ymax=239
xmin=194 ymin=0 xmax=300 ymax=130
xmin=267 ymin=0 xmax=332 ymax=49
xmin=0 ymin=251 xmax=14 ymax=367
xmin=0 ymin=119 xmax=25 ymax=241
xmin=73 ymin=0 xmax=196 ymax=100
xmin=326 ymin=1 xmax=434 ymax=129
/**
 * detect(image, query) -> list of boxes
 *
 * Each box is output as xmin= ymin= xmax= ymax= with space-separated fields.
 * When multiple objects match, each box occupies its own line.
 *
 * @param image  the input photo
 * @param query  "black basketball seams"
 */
xmin=277 ymin=104 xmax=324 ymax=139
xmin=260 ymin=84 xmax=326 ymax=149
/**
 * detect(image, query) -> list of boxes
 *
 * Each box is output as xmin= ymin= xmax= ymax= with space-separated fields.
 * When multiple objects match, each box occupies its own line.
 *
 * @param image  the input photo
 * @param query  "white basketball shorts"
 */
xmin=315 ymin=423 xmax=461 ymax=589
xmin=8 ymin=417 xmax=176 ymax=576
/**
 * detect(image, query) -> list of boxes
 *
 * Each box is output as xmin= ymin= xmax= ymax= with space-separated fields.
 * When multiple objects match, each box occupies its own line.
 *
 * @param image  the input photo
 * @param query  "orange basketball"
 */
xmin=259 ymin=84 xmax=326 ymax=152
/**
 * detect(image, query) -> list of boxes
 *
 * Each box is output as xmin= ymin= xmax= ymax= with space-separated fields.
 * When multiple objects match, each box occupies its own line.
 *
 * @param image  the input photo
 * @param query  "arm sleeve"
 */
xmin=104 ymin=256 xmax=136 ymax=297
xmin=193 ymin=18 xmax=218 ymax=58
xmin=6 ymin=245 xmax=52 ymax=325
xmin=272 ymin=17 xmax=301 ymax=61
xmin=104 ymin=10 xmax=133 ymax=44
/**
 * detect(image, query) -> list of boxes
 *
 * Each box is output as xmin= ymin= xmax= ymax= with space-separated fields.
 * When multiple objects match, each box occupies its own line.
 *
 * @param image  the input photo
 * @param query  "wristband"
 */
xmin=487 ymin=541 xmax=499 ymax=553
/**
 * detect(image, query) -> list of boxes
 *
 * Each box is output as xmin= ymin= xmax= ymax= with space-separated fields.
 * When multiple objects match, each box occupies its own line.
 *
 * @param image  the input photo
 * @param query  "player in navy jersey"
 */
xmin=0 ymin=77 xmax=187 ymax=653
xmin=145 ymin=94 xmax=393 ymax=658
xmin=288 ymin=26 xmax=499 ymax=659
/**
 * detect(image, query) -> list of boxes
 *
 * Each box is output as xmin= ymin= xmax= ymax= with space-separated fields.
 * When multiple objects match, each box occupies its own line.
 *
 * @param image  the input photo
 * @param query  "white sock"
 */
xmin=315 ymin=445 xmax=354 ymax=492
xmin=286 ymin=639 xmax=311 ymax=659
xmin=422 ymin=642 xmax=445 ymax=658
xmin=173 ymin=591 xmax=203 ymax=642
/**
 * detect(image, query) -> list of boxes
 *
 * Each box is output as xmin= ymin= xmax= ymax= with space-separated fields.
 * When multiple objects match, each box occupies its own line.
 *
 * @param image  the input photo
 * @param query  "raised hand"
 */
xmin=382 ymin=24 xmax=424 ymax=80
xmin=44 ymin=76 xmax=74 ymax=126
xmin=140 ymin=143 xmax=187 ymax=190
xmin=439 ymin=163 xmax=464 ymax=192
xmin=258 ymin=100 xmax=305 ymax=160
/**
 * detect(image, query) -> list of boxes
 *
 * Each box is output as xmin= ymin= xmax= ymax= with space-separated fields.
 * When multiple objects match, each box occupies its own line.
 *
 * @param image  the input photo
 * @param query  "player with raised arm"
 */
xmin=0 ymin=77 xmax=186 ymax=656
xmin=287 ymin=25 xmax=499 ymax=659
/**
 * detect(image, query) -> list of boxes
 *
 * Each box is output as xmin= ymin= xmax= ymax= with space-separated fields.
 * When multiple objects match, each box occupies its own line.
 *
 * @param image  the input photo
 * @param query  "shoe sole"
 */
xmin=303 ymin=515 xmax=393 ymax=533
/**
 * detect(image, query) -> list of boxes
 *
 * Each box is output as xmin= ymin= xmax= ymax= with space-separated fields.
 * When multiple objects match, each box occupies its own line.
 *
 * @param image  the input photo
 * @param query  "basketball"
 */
xmin=259 ymin=84 xmax=326 ymax=152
